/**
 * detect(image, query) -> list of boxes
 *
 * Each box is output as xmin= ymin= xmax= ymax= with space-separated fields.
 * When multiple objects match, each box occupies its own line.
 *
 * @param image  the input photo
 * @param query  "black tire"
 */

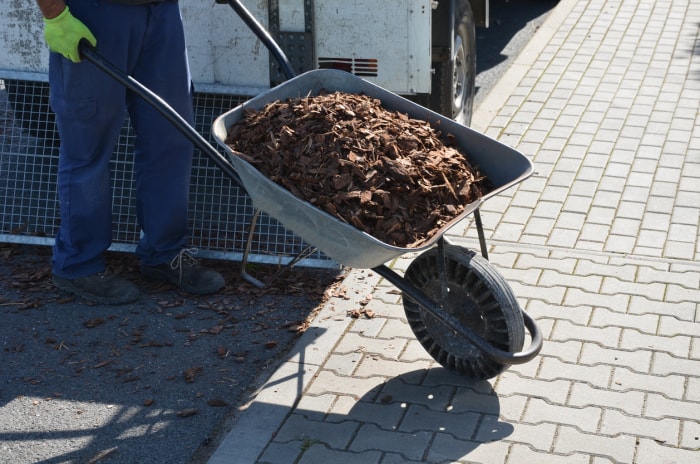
xmin=429 ymin=1 xmax=476 ymax=126
xmin=5 ymin=79 xmax=60 ymax=149
xmin=402 ymin=245 xmax=525 ymax=379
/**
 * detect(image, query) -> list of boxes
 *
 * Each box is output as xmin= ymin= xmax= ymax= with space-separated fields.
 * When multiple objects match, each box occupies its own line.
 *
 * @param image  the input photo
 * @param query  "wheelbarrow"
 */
xmin=77 ymin=0 xmax=542 ymax=380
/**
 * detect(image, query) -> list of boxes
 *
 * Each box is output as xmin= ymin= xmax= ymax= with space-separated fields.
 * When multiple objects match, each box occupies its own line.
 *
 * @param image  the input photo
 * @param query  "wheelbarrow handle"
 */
xmin=223 ymin=0 xmax=297 ymax=80
xmin=77 ymin=41 xmax=246 ymax=191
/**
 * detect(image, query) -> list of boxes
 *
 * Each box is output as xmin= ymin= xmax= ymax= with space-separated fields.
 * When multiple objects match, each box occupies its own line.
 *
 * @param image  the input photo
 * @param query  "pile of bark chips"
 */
xmin=225 ymin=91 xmax=492 ymax=248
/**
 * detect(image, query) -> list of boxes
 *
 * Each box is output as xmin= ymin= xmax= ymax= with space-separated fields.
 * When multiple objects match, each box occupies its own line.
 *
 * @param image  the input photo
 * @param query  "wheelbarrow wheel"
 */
xmin=402 ymin=245 xmax=525 ymax=379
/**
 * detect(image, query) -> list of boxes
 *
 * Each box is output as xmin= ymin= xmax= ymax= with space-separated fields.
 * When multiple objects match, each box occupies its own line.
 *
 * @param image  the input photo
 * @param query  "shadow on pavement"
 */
xmin=0 ymin=243 xmax=343 ymax=463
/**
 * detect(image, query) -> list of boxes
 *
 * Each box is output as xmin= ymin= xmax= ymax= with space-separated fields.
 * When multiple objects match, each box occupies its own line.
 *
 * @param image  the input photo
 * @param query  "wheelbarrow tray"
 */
xmin=212 ymin=69 xmax=532 ymax=269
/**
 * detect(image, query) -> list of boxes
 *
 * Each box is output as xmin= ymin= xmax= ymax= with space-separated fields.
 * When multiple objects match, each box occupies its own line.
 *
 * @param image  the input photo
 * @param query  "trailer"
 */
xmin=0 ymin=0 xmax=488 ymax=265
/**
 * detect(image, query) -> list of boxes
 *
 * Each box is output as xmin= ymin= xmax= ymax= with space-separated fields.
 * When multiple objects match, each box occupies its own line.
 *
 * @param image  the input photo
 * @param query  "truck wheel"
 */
xmin=430 ymin=2 xmax=476 ymax=126
xmin=5 ymin=79 xmax=60 ymax=149
xmin=402 ymin=245 xmax=525 ymax=379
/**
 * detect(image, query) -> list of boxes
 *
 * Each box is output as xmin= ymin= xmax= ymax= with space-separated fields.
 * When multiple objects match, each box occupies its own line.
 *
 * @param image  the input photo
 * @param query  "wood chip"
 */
xmin=225 ymin=91 xmax=492 ymax=248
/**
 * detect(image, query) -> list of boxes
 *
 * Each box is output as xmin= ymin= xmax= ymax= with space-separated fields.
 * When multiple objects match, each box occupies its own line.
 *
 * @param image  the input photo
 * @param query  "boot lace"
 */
xmin=169 ymin=248 xmax=199 ymax=282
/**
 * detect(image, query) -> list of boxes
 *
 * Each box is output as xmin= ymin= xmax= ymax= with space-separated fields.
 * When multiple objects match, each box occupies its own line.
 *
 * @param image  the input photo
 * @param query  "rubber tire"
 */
xmin=429 ymin=2 xmax=476 ymax=126
xmin=402 ymin=245 xmax=525 ymax=379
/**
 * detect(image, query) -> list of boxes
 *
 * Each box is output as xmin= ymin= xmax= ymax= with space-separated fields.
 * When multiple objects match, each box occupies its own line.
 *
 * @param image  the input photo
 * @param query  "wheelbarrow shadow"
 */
xmin=299 ymin=368 xmax=514 ymax=463
xmin=213 ymin=364 xmax=515 ymax=463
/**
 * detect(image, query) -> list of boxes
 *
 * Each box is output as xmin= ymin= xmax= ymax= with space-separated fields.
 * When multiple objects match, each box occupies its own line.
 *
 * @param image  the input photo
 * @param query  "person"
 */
xmin=36 ymin=0 xmax=225 ymax=304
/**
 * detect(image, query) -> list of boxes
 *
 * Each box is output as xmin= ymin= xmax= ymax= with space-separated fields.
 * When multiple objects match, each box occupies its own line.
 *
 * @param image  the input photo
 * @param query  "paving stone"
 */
xmin=611 ymin=366 xmax=687 ymax=400
xmin=627 ymin=296 xmax=696 ymax=321
xmin=400 ymin=403 xmax=480 ymax=440
xmin=297 ymin=446 xmax=382 ymax=464
xmin=477 ymin=417 xmax=556 ymax=451
xmin=272 ymin=413 xmax=358 ymax=449
xmin=506 ymin=443 xmax=590 ymax=464
xmin=600 ymin=409 xmax=680 ymax=446
xmin=427 ymin=433 xmax=508 ymax=464
xmin=349 ymin=423 xmax=432 ymax=460
xmin=619 ymin=329 xmax=691 ymax=358
xmin=579 ymin=342 xmax=652 ymax=373
xmin=495 ymin=371 xmax=570 ymax=405
xmin=569 ymin=382 xmax=645 ymax=415
xmin=651 ymin=352 xmax=700 ymax=377
xmin=554 ymin=425 xmax=636 ymax=463
xmin=523 ymin=398 xmax=601 ymax=433
xmin=550 ymin=320 xmax=622 ymax=348
xmin=645 ymin=393 xmax=700 ymax=421
xmin=635 ymin=437 xmax=700 ymax=464
xmin=539 ymin=357 xmax=612 ymax=387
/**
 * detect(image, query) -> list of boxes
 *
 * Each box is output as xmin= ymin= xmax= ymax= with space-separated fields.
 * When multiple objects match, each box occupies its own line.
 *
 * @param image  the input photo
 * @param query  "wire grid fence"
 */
xmin=0 ymin=78 xmax=335 ymax=268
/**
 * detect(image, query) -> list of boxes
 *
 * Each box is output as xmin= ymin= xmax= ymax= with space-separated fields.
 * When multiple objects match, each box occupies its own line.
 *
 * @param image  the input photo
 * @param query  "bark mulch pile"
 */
xmin=224 ymin=90 xmax=492 ymax=248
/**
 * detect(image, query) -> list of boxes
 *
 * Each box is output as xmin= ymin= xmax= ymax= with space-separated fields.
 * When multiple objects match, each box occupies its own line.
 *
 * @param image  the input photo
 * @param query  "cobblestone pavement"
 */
xmin=208 ymin=0 xmax=700 ymax=462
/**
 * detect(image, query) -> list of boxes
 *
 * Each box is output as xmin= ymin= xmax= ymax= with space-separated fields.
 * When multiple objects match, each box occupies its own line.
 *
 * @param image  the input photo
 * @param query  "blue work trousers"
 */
xmin=49 ymin=0 xmax=194 ymax=278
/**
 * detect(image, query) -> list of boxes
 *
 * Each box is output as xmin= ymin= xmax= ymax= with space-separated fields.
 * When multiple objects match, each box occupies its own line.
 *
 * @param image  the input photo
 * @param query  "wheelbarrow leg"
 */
xmin=239 ymin=209 xmax=320 ymax=288
xmin=473 ymin=208 xmax=489 ymax=260
xmin=240 ymin=209 xmax=265 ymax=288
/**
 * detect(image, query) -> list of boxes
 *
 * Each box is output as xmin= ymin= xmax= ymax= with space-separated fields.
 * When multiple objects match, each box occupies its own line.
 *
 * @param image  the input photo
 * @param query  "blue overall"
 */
xmin=49 ymin=0 xmax=194 ymax=279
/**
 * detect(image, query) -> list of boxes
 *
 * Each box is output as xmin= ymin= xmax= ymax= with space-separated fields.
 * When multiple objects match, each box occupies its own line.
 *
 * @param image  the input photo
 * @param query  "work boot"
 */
xmin=52 ymin=272 xmax=140 ymax=305
xmin=141 ymin=248 xmax=225 ymax=295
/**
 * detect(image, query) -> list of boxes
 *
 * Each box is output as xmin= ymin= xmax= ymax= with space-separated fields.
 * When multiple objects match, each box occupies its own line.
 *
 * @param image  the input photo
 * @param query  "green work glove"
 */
xmin=43 ymin=7 xmax=97 ymax=63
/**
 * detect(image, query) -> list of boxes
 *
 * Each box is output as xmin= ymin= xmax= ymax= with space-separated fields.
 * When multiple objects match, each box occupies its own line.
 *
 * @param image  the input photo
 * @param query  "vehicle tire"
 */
xmin=5 ymin=79 xmax=60 ymax=149
xmin=402 ymin=245 xmax=525 ymax=380
xmin=429 ymin=1 xmax=476 ymax=126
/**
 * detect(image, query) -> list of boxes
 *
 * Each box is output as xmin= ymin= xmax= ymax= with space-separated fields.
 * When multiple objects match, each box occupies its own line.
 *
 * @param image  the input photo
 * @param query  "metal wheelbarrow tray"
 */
xmin=212 ymin=69 xmax=531 ymax=269
xmin=213 ymin=69 xmax=542 ymax=379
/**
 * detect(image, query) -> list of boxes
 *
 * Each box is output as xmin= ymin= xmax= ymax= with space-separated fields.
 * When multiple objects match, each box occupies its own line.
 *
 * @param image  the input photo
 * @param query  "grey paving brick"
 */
xmin=619 ymin=329 xmax=692 ymax=358
xmin=659 ymin=315 xmax=700 ymax=338
xmin=539 ymin=356 xmax=612 ymax=385
xmin=540 ymin=268 xmax=601 ymax=293
xmin=550 ymin=320 xmax=622 ymax=348
xmin=536 ymin=339 xmax=583 ymax=363
xmin=399 ymin=403 xmax=480 ymax=440
xmin=298 ymin=446 xmax=382 ymax=464
xmin=506 ymin=443 xmax=590 ymax=464
xmin=645 ymin=393 xmax=700 ymax=421
xmin=329 ymin=398 xmax=405 ymax=429
xmin=495 ymin=371 xmax=571 ymax=405
xmin=687 ymin=376 xmax=700 ymax=402
xmin=257 ymin=441 xmax=303 ymax=464
xmin=354 ymin=356 xmax=432 ymax=379
xmin=635 ymin=437 xmax=700 ymax=464
xmin=680 ymin=418 xmax=700 ymax=449
xmin=569 ymin=382 xmax=646 ymax=415
xmin=523 ymin=398 xmax=601 ymax=433
xmin=334 ymin=332 xmax=401 ymax=359
xmin=479 ymin=416 xmax=557 ymax=452
xmin=305 ymin=370 xmax=386 ymax=398
xmin=579 ymin=342 xmax=653 ymax=373
xmin=379 ymin=379 xmax=455 ymax=412
xmin=627 ymin=296 xmax=697 ymax=322
xmin=611 ymin=367 xmax=687 ymax=400
xmin=651 ymin=352 xmax=699 ymax=377
xmin=295 ymin=394 xmax=336 ymax=420
xmin=322 ymin=352 xmax=363 ymax=376
xmin=399 ymin=339 xmax=434 ymax=363
xmin=427 ymin=433 xmax=508 ymax=464
xmin=589 ymin=307 xmax=659 ymax=334
xmin=600 ymin=409 xmax=680 ymax=446
xmin=349 ymin=423 xmax=431 ymax=460
xmin=272 ymin=414 xmax=358 ymax=449
xmin=554 ymin=425 xmax=637 ymax=463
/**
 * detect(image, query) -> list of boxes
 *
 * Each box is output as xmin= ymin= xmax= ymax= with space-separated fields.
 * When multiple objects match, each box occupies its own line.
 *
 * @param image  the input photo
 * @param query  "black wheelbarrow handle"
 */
xmin=78 ymin=41 xmax=246 ymax=191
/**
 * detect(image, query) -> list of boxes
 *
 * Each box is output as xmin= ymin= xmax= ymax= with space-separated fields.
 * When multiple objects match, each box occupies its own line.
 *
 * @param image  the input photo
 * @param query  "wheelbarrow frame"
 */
xmin=76 ymin=0 xmax=542 ymax=376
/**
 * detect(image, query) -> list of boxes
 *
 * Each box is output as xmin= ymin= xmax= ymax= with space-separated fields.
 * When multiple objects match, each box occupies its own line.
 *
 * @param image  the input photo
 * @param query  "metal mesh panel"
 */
xmin=0 ymin=78 xmax=335 ymax=268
